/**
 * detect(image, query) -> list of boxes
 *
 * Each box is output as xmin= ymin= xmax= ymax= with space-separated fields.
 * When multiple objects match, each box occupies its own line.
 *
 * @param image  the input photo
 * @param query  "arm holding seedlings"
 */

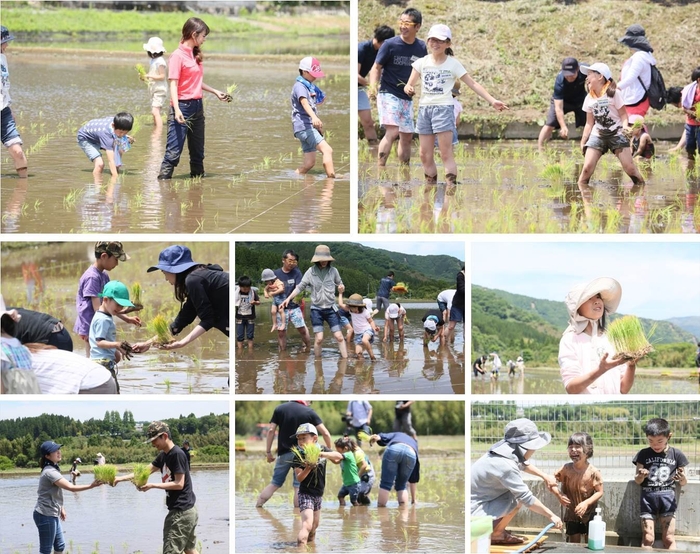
xmin=202 ymin=82 xmax=230 ymax=102
xmin=460 ymin=73 xmax=508 ymax=112
xmin=54 ymin=476 xmax=104 ymax=493
xmin=562 ymin=352 xmax=628 ymax=395
xmin=160 ymin=325 xmax=207 ymax=350
xmin=554 ymin=99 xmax=568 ymax=139
xmin=148 ymin=63 xmax=166 ymax=82
xmin=403 ymin=69 xmax=420 ymax=98
xmin=619 ymin=358 xmax=637 ymax=394
xmin=104 ymin=147 xmax=119 ymax=177
xmin=294 ymin=464 xmax=314 ymax=482
xmin=368 ymin=315 xmax=380 ymax=334
xmin=299 ymin=97 xmax=323 ymax=131
xmin=367 ymin=62 xmax=383 ymax=101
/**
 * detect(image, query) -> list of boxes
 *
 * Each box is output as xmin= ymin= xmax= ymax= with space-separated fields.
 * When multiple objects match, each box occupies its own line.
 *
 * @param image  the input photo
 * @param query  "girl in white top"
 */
xmin=558 ymin=277 xmax=637 ymax=395
xmin=404 ymin=24 xmax=507 ymax=186
xmin=339 ymin=293 xmax=380 ymax=361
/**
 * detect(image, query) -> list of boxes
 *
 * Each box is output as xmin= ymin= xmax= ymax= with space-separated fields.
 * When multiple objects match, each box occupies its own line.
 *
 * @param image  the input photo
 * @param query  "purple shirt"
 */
xmin=74 ymin=266 xmax=110 ymax=335
xmin=291 ymin=81 xmax=316 ymax=134
xmin=76 ymin=116 xmax=117 ymax=150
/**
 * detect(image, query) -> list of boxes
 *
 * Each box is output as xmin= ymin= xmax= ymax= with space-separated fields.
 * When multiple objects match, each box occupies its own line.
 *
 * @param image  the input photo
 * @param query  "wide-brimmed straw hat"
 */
xmin=346 ymin=293 xmax=365 ymax=307
xmin=565 ymin=277 xmax=622 ymax=320
xmin=490 ymin=418 xmax=551 ymax=458
xmin=310 ymin=245 xmax=334 ymax=263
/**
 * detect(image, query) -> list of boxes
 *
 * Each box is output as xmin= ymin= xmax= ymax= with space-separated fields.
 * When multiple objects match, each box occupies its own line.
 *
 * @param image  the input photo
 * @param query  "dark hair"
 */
xmin=374 ymin=25 xmax=395 ymax=42
xmin=666 ymin=86 xmax=683 ymax=106
xmin=335 ymin=435 xmax=357 ymax=452
xmin=299 ymin=69 xmax=305 ymax=77
xmin=314 ymin=261 xmax=332 ymax=268
xmin=1 ymin=313 xmax=16 ymax=337
xmin=587 ymin=74 xmax=618 ymax=99
xmin=644 ymin=417 xmax=671 ymax=437
xmin=148 ymin=51 xmax=165 ymax=59
xmin=568 ymin=432 xmax=594 ymax=458
xmin=173 ymin=264 xmax=206 ymax=302
xmin=282 ymin=249 xmax=299 ymax=261
xmin=402 ymin=8 xmax=422 ymax=25
xmin=691 ymin=66 xmax=700 ymax=82
xmin=113 ymin=112 xmax=134 ymax=131
xmin=182 ymin=17 xmax=210 ymax=64
xmin=387 ymin=271 xmax=395 ymax=277
xmin=237 ymin=275 xmax=252 ymax=288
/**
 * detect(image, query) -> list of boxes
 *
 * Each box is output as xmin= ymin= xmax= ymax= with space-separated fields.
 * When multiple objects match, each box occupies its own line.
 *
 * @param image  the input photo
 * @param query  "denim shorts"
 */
xmin=270 ymin=450 xmax=300 ymax=488
xmin=78 ymin=137 xmax=103 ymax=161
xmin=338 ymin=482 xmax=361 ymax=503
xmin=379 ymin=443 xmax=417 ymax=492
xmin=298 ymin=492 xmax=323 ymax=512
xmin=416 ymin=105 xmax=455 ymax=135
xmin=584 ymin=132 xmax=630 ymax=155
xmin=354 ymin=329 xmax=375 ymax=345
xmin=310 ymin=307 xmax=341 ymax=334
xmin=294 ymin=128 xmax=325 ymax=153
xmin=437 ymin=301 xmax=448 ymax=313
xmin=358 ymin=87 xmax=371 ymax=111
xmin=339 ymin=314 xmax=351 ymax=328
xmin=377 ymin=93 xmax=415 ymax=133
xmin=236 ymin=319 xmax=255 ymax=342
xmin=449 ymin=305 xmax=464 ymax=323
xmin=276 ymin=306 xmax=306 ymax=330
xmin=1 ymin=106 xmax=22 ymax=147
xmin=640 ymin=489 xmax=677 ymax=519
xmin=33 ymin=511 xmax=65 ymax=554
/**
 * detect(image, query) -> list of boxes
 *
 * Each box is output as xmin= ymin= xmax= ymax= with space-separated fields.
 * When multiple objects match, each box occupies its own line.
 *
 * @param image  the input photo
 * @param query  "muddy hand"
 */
xmin=120 ymin=341 xmax=135 ymax=360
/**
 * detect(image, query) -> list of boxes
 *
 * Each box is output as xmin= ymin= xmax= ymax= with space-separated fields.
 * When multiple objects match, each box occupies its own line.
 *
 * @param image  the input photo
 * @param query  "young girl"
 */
xmin=346 ymin=435 xmax=376 ymax=505
xmin=628 ymin=115 xmax=655 ymax=159
xmin=333 ymin=436 xmax=362 ymax=506
xmin=261 ymin=268 xmax=286 ymax=332
xmin=558 ymin=277 xmax=637 ymax=394
xmin=338 ymin=292 xmax=380 ymax=361
xmin=550 ymin=432 xmax=604 ymax=544
xmin=142 ymin=37 xmax=168 ymax=131
xmin=404 ymin=24 xmax=507 ymax=186
xmin=577 ymin=63 xmax=645 ymax=189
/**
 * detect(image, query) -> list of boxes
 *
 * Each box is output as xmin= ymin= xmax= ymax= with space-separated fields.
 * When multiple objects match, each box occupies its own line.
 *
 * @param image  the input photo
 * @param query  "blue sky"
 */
xmin=358 ymin=241 xmax=464 ymax=261
xmin=472 ymin=242 xmax=700 ymax=320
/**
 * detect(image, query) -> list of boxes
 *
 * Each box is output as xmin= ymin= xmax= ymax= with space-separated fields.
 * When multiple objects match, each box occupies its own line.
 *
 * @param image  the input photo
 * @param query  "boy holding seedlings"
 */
xmin=76 ymin=112 xmax=135 ymax=182
xmin=338 ymin=292 xmax=380 ymax=361
xmin=633 ymin=418 xmax=688 ymax=550
xmin=261 ymin=268 xmax=286 ymax=333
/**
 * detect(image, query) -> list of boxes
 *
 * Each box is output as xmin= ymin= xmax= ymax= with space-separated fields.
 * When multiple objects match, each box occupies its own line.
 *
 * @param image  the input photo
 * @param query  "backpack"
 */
xmin=638 ymin=64 xmax=667 ymax=110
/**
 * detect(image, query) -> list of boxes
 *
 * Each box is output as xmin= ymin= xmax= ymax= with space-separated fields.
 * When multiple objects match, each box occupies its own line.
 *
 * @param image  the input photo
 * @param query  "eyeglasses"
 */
xmin=398 ymin=20 xmax=418 ymax=27
xmin=284 ymin=258 xmax=298 ymax=264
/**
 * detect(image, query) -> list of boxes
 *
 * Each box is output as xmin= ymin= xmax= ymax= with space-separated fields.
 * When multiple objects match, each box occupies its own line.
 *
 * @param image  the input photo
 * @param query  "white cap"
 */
xmin=423 ymin=319 xmax=437 ymax=332
xmin=143 ymin=37 xmax=166 ymax=54
xmin=580 ymin=62 xmax=612 ymax=81
xmin=299 ymin=57 xmax=325 ymax=78
xmin=427 ymin=24 xmax=452 ymax=41
xmin=387 ymin=304 xmax=400 ymax=319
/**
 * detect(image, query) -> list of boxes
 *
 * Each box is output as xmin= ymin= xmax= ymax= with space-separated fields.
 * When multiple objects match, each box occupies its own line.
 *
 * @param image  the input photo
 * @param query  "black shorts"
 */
xmin=545 ymin=99 xmax=587 ymax=129
xmin=640 ymin=489 xmax=677 ymax=519
xmin=566 ymin=521 xmax=588 ymax=536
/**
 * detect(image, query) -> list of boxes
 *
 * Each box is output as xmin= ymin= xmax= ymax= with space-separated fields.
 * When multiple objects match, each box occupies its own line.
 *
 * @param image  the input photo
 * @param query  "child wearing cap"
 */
xmin=261 ymin=268 xmax=286 ymax=333
xmin=292 ymin=56 xmax=336 ymax=177
xmin=77 ymin=113 xmax=136 ymax=183
xmin=421 ymin=308 xmax=445 ymax=346
xmin=74 ymin=242 xmax=141 ymax=356
xmin=383 ymin=302 xmax=407 ymax=342
xmin=142 ymin=37 xmax=168 ymax=131
xmin=1 ymin=26 xmax=28 ymax=177
xmin=338 ymin=292 xmax=380 ymax=361
xmin=89 ymin=280 xmax=137 ymax=393
xmin=234 ymin=275 xmax=260 ymax=352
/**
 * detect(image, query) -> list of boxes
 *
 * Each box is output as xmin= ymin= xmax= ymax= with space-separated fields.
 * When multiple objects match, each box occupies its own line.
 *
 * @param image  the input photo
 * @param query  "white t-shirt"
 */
xmin=148 ymin=56 xmax=168 ymax=93
xmin=437 ymin=289 xmax=456 ymax=310
xmin=350 ymin=310 xmax=373 ymax=334
xmin=558 ymin=331 xmax=626 ymax=395
xmin=412 ymin=55 xmax=467 ymax=106
xmin=582 ymin=90 xmax=625 ymax=137
xmin=30 ymin=348 xmax=113 ymax=394
xmin=1 ymin=53 xmax=11 ymax=110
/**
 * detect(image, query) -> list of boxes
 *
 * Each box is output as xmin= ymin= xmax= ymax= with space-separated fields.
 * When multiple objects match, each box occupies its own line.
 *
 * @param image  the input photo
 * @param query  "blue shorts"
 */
xmin=270 ymin=450 xmax=300 ymax=488
xmin=339 ymin=314 xmax=351 ymax=328
xmin=416 ymin=105 xmax=455 ymax=135
xmin=1 ymin=106 xmax=22 ymax=147
xmin=294 ymin=128 xmax=325 ymax=153
xmin=379 ymin=443 xmax=417 ymax=492
xmin=310 ymin=307 xmax=341 ymax=334
xmin=276 ymin=306 xmax=306 ymax=330
xmin=354 ymin=329 xmax=375 ymax=345
xmin=236 ymin=319 xmax=254 ymax=342
xmin=338 ymin=482 xmax=361 ymax=503
xmin=437 ymin=301 xmax=448 ymax=313
xmin=449 ymin=305 xmax=464 ymax=323
xmin=358 ymin=87 xmax=371 ymax=111
xmin=640 ymin=489 xmax=677 ymax=519
xmin=77 ymin=137 xmax=102 ymax=162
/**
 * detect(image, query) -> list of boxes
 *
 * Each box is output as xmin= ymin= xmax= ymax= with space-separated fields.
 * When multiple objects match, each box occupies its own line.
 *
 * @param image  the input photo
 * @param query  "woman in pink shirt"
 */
xmin=158 ymin=17 xmax=229 ymax=180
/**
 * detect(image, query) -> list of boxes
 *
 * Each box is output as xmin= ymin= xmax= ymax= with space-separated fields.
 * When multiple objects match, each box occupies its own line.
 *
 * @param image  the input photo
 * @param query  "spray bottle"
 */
xmin=588 ymin=506 xmax=606 ymax=551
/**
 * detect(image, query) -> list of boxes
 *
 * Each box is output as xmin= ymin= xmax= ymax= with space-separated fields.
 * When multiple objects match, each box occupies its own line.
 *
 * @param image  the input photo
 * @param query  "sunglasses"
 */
xmin=398 ymin=20 xmax=418 ymax=27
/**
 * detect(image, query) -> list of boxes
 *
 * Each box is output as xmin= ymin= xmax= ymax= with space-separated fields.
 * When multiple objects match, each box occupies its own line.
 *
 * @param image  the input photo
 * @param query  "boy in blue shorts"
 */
xmin=633 ymin=418 xmax=688 ymax=549
xmin=291 ymin=57 xmax=335 ymax=178
xmin=77 ymin=112 xmax=134 ymax=182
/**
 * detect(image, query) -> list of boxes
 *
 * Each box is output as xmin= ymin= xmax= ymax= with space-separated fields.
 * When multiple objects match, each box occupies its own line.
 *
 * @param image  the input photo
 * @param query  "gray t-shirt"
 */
xmin=35 ymin=465 xmax=64 ymax=517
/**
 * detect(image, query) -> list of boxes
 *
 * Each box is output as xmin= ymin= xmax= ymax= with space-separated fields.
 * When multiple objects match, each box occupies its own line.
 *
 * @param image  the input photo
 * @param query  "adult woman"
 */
xmin=445 ymin=265 xmax=465 ymax=341
xmin=280 ymin=245 xmax=348 ymax=359
xmin=34 ymin=441 xmax=103 ymax=554
xmin=157 ymin=17 xmax=229 ymax=180
xmin=145 ymin=245 xmax=229 ymax=350
xmin=617 ymin=24 xmax=657 ymax=117
xmin=471 ymin=419 xmax=563 ymax=546
xmin=369 ymin=430 xmax=419 ymax=507
xmin=558 ymin=277 xmax=637 ymax=394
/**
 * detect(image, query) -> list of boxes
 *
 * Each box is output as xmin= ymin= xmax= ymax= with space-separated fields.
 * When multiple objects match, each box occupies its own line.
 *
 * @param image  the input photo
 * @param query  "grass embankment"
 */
xmin=360 ymin=0 xmax=696 ymax=128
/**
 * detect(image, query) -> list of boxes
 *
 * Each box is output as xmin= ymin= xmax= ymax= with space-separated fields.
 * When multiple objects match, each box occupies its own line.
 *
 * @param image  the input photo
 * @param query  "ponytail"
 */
xmin=445 ymin=47 xmax=454 ymax=56
xmin=606 ymin=78 xmax=617 ymax=98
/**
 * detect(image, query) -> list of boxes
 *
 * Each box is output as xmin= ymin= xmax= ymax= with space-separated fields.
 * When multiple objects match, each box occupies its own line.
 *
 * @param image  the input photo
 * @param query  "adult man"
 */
xmin=376 ymin=271 xmax=396 ymax=313
xmin=346 ymin=400 xmax=373 ymax=441
xmin=274 ymin=249 xmax=311 ymax=352
xmin=256 ymin=401 xmax=333 ymax=508
xmin=537 ymin=58 xmax=587 ymax=151
xmin=368 ymin=8 xmax=427 ymax=167
xmin=114 ymin=421 xmax=198 ymax=554
xmin=182 ymin=440 xmax=191 ymax=468
xmin=445 ymin=266 xmax=465 ymax=342
xmin=359 ymin=25 xmax=395 ymax=145
xmin=436 ymin=289 xmax=456 ymax=324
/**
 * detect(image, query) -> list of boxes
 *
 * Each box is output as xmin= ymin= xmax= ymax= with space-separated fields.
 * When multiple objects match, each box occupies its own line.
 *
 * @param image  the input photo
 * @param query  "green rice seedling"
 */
xmin=93 ymin=464 xmax=117 ymax=486
xmin=131 ymin=283 xmax=142 ymax=306
xmin=134 ymin=63 xmax=148 ymax=81
xmin=357 ymin=431 xmax=371 ymax=444
xmin=132 ymin=463 xmax=151 ymax=488
xmin=607 ymin=315 xmax=655 ymax=359
xmin=148 ymin=315 xmax=172 ymax=345
xmin=291 ymin=443 xmax=322 ymax=466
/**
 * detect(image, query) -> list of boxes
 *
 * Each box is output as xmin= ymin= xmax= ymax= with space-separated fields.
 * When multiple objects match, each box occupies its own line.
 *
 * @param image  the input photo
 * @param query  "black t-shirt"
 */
xmin=171 ymin=265 xmax=229 ymax=336
xmin=271 ymin=402 xmax=324 ymax=454
xmin=152 ymin=445 xmax=196 ymax=511
xmin=421 ymin=309 xmax=445 ymax=327
xmin=395 ymin=401 xmax=412 ymax=417
xmin=182 ymin=446 xmax=191 ymax=468
xmin=473 ymin=356 xmax=486 ymax=371
xmin=358 ymin=39 xmax=377 ymax=79
xmin=632 ymin=446 xmax=689 ymax=493
xmin=292 ymin=444 xmax=331 ymax=497
xmin=10 ymin=308 xmax=60 ymax=344
xmin=452 ymin=271 xmax=465 ymax=312
xmin=552 ymin=71 xmax=587 ymax=106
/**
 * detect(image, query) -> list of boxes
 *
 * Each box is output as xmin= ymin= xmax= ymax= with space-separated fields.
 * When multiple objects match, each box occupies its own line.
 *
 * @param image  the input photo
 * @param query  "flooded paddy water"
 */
xmin=0 ymin=468 xmax=228 ymax=553
xmin=235 ymin=303 xmax=465 ymax=394
xmin=358 ymin=141 xmax=700 ymax=234
xmin=1 ymin=49 xmax=350 ymax=233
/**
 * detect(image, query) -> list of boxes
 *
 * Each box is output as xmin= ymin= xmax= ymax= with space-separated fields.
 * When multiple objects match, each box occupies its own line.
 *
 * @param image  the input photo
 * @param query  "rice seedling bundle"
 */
xmin=132 ymin=463 xmax=151 ymax=488
xmin=357 ymin=431 xmax=371 ymax=444
xmin=291 ymin=443 xmax=322 ymax=465
xmin=134 ymin=63 xmax=148 ymax=82
xmin=131 ymin=283 xmax=142 ymax=306
xmin=93 ymin=464 xmax=117 ymax=485
xmin=148 ymin=315 xmax=172 ymax=345
xmin=607 ymin=315 xmax=654 ymax=359
xmin=392 ymin=282 xmax=409 ymax=294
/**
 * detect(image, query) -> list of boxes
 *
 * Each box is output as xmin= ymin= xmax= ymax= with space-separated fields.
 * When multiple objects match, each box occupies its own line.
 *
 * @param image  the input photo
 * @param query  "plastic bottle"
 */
xmin=588 ymin=506 xmax=606 ymax=551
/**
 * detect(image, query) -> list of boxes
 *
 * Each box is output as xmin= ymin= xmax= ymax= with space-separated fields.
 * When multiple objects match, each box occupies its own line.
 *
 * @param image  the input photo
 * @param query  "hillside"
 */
xmin=665 ymin=317 xmax=700 ymax=341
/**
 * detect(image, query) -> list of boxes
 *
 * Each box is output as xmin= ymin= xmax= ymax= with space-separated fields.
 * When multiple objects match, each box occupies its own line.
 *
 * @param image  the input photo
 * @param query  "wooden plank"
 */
xmin=490 ymin=534 xmax=548 ymax=554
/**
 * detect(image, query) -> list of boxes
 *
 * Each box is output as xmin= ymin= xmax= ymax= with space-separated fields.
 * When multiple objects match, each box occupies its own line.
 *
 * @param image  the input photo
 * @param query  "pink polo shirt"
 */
xmin=168 ymin=43 xmax=204 ymax=103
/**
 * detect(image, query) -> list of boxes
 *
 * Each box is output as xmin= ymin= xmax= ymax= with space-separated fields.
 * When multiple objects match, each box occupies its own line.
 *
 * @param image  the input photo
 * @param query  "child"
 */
xmin=550 ymin=432 xmax=604 ymax=544
xmin=1 ymin=295 xmax=41 ymax=393
xmin=333 ymin=436 xmax=362 ymax=506
xmin=633 ymin=418 xmax=689 ymax=550
xmin=384 ymin=302 xmax=407 ymax=342
xmin=340 ymin=435 xmax=376 ymax=505
xmin=70 ymin=457 xmax=82 ymax=485
xmin=261 ymin=268 xmax=286 ymax=333
xmin=421 ymin=309 xmax=445 ymax=346
xmin=434 ymin=87 xmax=462 ymax=148
xmin=142 ymin=37 xmax=168 ymax=131
xmin=1 ymin=26 xmax=28 ymax=177
xmin=291 ymin=423 xmax=342 ymax=546
xmin=234 ymin=276 xmax=260 ymax=351
xmin=338 ymin=292 xmax=380 ymax=361
xmin=680 ymin=66 xmax=700 ymax=158
xmin=89 ymin=280 xmax=137 ymax=394
xmin=628 ymin=115 xmax=655 ymax=159
xmin=77 ymin=112 xmax=135 ymax=182
xmin=404 ymin=24 xmax=507 ymax=186
xmin=74 ymin=242 xmax=140 ymax=356
xmin=292 ymin=56 xmax=335 ymax=177
xmin=577 ymin=63 xmax=645 ymax=189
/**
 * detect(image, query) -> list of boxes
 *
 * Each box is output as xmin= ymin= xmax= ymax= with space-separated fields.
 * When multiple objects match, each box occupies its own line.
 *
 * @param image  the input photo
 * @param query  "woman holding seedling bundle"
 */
xmin=558 ymin=277 xmax=638 ymax=394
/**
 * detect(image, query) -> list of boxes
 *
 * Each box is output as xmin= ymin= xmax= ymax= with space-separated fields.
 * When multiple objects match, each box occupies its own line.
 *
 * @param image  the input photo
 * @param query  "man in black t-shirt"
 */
xmin=10 ymin=307 xmax=73 ymax=351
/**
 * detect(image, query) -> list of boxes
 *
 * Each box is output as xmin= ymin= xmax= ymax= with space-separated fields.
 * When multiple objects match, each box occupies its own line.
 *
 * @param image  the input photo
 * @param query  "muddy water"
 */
xmin=235 ymin=454 xmax=464 ymax=553
xmin=0 ymin=469 xmax=229 ymax=553
xmin=471 ymin=367 xmax=699 ymax=395
xmin=359 ymin=142 xmax=700 ymax=234
xmin=1 ymin=53 xmax=350 ymax=233
xmin=235 ymin=303 xmax=465 ymax=394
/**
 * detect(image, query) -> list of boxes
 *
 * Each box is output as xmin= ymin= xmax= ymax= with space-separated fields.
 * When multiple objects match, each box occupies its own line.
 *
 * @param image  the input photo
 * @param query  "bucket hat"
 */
xmin=490 ymin=418 xmax=551 ymax=458
xmin=387 ymin=304 xmax=400 ymax=319
xmin=95 ymin=241 xmax=130 ymax=262
xmin=144 ymin=421 xmax=170 ymax=443
xmin=40 ymin=441 xmax=62 ymax=456
xmin=147 ymin=245 xmax=200 ymax=273
xmin=261 ymin=268 xmax=277 ymax=282
xmin=99 ymin=281 xmax=135 ymax=307
xmin=143 ymin=36 xmax=166 ymax=54
xmin=619 ymin=24 xmax=653 ymax=53
xmin=346 ymin=293 xmax=365 ymax=307
xmin=1 ymin=26 xmax=15 ymax=44
xmin=310 ymin=244 xmax=335 ymax=263
xmin=580 ymin=63 xmax=612 ymax=81
xmin=291 ymin=423 xmax=318 ymax=438
xmin=299 ymin=57 xmax=325 ymax=79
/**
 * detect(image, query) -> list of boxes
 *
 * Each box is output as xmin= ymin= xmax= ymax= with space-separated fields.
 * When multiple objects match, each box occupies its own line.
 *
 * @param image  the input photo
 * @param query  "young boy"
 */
xmin=74 ymin=241 xmax=141 ymax=355
xmin=633 ymin=418 xmax=689 ymax=550
xmin=1 ymin=26 xmax=28 ymax=177
xmin=261 ymin=268 xmax=286 ymax=333
xmin=234 ymin=276 xmax=260 ymax=352
xmin=290 ymin=423 xmax=341 ymax=546
xmin=421 ymin=309 xmax=445 ymax=346
xmin=338 ymin=293 xmax=380 ymax=361
xmin=77 ymin=112 xmax=135 ymax=182
xmin=291 ymin=56 xmax=335 ymax=177
xmin=89 ymin=280 xmax=136 ymax=394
